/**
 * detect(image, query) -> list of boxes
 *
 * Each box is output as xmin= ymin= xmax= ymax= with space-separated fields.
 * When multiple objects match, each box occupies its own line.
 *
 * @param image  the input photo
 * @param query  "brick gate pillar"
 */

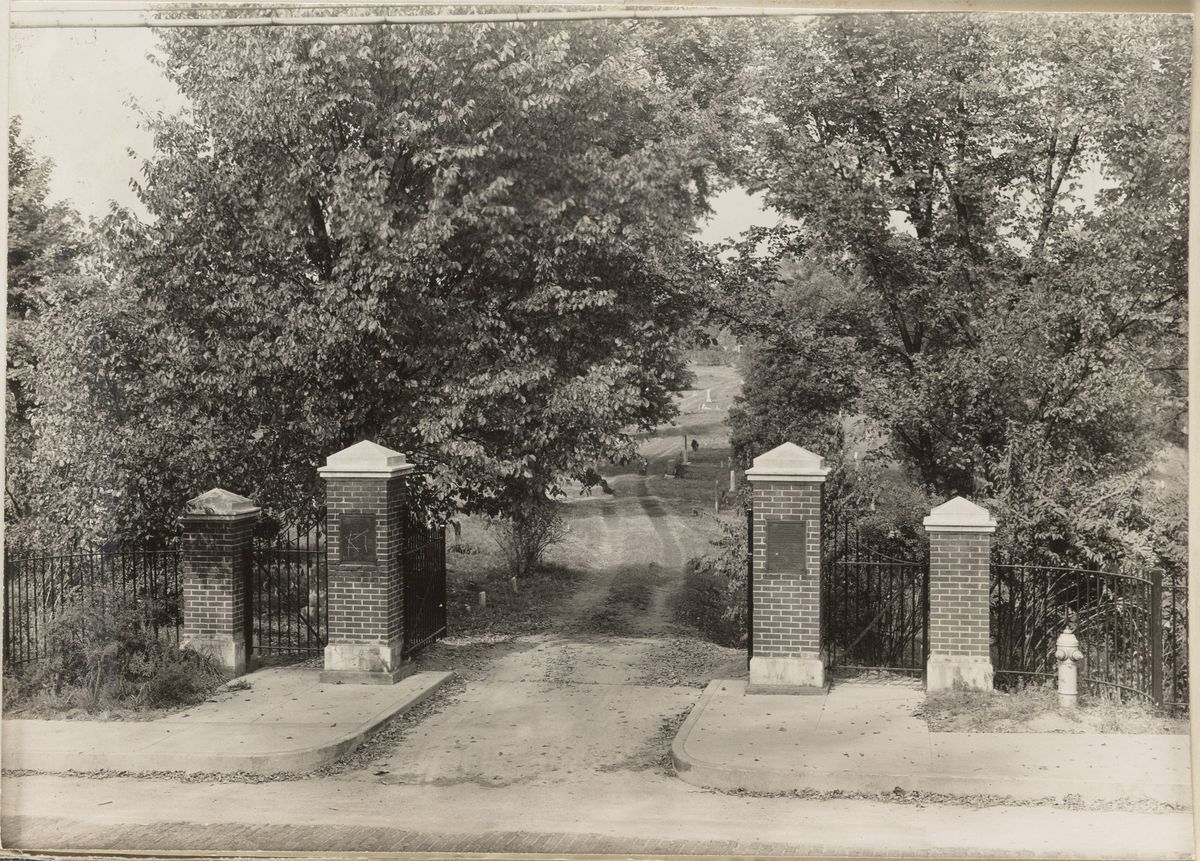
xmin=318 ymin=440 xmax=415 ymax=684
xmin=180 ymin=488 xmax=260 ymax=676
xmin=745 ymin=442 xmax=829 ymax=691
xmin=923 ymin=497 xmax=996 ymax=691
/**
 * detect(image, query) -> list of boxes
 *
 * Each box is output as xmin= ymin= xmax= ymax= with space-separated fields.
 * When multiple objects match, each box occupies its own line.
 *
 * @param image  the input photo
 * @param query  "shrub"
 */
xmin=687 ymin=509 xmax=749 ymax=643
xmin=5 ymin=586 xmax=225 ymax=714
xmin=137 ymin=647 xmax=227 ymax=707
xmin=490 ymin=500 xmax=567 ymax=579
xmin=674 ymin=557 xmax=746 ymax=647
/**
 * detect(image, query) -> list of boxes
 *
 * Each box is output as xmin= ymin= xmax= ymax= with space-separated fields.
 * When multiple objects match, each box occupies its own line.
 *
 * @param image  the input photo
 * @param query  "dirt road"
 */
xmin=357 ymin=416 xmax=747 ymax=788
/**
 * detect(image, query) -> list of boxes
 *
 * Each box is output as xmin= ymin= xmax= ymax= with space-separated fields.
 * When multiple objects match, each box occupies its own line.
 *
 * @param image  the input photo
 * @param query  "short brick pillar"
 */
xmin=745 ymin=442 xmax=829 ymax=691
xmin=318 ymin=440 xmax=415 ymax=684
xmin=180 ymin=488 xmax=260 ymax=676
xmin=923 ymin=496 xmax=996 ymax=691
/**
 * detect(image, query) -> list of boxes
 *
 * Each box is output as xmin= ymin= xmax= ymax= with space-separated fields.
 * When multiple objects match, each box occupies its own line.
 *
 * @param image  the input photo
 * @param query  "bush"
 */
xmin=674 ymin=557 xmax=746 ymax=647
xmin=686 ymin=509 xmax=749 ymax=643
xmin=490 ymin=501 xmax=567 ymax=579
xmin=4 ymin=586 xmax=226 ymax=714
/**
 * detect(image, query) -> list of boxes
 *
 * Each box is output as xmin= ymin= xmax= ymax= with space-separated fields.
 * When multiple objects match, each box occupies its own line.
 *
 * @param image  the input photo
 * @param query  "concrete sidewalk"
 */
xmin=2 ymin=666 xmax=453 ymax=774
xmin=672 ymin=679 xmax=1192 ymax=805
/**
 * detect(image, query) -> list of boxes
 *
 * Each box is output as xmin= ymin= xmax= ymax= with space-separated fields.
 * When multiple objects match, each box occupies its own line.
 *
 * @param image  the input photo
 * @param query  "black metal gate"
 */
xmin=991 ymin=558 xmax=1189 ymax=711
xmin=249 ymin=509 xmax=328 ymax=661
xmin=821 ymin=512 xmax=928 ymax=675
xmin=399 ymin=508 xmax=447 ymax=657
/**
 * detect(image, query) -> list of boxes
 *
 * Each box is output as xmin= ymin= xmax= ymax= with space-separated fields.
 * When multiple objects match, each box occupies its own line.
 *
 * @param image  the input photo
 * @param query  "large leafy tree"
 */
xmin=6 ymin=119 xmax=84 ymax=524
xmin=23 ymin=20 xmax=720 ymax=544
xmin=718 ymin=14 xmax=1189 ymax=567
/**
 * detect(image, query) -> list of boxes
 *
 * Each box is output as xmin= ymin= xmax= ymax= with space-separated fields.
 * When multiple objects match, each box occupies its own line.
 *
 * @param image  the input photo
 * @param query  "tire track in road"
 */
xmin=630 ymin=480 xmax=687 ymax=634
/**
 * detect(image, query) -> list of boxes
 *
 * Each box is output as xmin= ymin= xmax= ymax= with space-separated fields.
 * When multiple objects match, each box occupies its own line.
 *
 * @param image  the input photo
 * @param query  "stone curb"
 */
xmin=669 ymin=676 xmax=720 ymax=782
xmin=671 ymin=680 xmax=1192 ymax=806
xmin=4 ymin=670 xmax=455 ymax=775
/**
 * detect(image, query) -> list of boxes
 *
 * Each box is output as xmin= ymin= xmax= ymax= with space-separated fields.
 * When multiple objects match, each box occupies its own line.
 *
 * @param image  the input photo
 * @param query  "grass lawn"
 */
xmin=442 ymin=515 xmax=585 ymax=639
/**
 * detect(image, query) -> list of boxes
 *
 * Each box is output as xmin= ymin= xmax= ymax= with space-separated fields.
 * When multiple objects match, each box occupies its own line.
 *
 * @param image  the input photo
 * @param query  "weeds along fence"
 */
xmin=991 ymin=558 xmax=1189 ymax=713
xmin=3 ymin=544 xmax=183 ymax=670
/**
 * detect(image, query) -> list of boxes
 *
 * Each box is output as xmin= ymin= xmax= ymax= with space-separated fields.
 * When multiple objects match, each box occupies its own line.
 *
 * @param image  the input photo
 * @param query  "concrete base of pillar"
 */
xmin=319 ymin=664 xmax=416 ymax=685
xmin=926 ymin=655 xmax=993 ymax=692
xmin=182 ymin=636 xmax=246 ymax=677
xmin=320 ymin=641 xmax=412 ymax=685
xmin=748 ymin=655 xmax=826 ymax=692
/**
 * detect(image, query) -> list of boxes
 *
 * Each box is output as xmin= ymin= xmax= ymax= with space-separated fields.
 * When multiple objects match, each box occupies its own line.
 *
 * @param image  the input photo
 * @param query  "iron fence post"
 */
xmin=1151 ymin=568 xmax=1164 ymax=708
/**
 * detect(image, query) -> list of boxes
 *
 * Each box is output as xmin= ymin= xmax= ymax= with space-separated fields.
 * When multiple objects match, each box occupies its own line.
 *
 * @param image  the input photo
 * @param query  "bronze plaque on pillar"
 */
xmin=766 ymin=520 xmax=807 ymax=574
xmin=339 ymin=513 xmax=376 ymax=563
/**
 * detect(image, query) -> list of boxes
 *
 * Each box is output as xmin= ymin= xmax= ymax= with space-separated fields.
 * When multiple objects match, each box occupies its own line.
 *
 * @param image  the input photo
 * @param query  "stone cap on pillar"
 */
xmin=923 ymin=496 xmax=997 ymax=533
xmin=318 ymin=440 xmax=415 ymax=480
xmin=182 ymin=488 xmax=261 ymax=520
xmin=745 ymin=442 xmax=829 ymax=483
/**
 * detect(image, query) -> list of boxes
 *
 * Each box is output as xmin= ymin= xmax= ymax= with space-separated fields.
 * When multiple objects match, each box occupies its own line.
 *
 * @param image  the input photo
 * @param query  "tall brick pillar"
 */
xmin=924 ymin=496 xmax=996 ymax=691
xmin=745 ymin=442 xmax=829 ymax=691
xmin=318 ymin=440 xmax=415 ymax=684
xmin=180 ymin=488 xmax=260 ymax=676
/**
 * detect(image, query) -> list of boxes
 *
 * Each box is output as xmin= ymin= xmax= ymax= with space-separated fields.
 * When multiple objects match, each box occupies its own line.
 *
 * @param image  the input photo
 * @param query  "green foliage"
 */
xmin=686 ymin=494 xmax=750 ymax=642
xmin=7 ymin=119 xmax=83 ymax=319
xmin=6 ymin=119 xmax=84 ymax=529
xmin=20 ymin=21 xmax=724 ymax=544
xmin=989 ymin=431 xmax=1189 ymax=575
xmin=4 ymin=586 xmax=226 ymax=714
xmin=489 ymin=499 xmax=568 ymax=579
xmin=716 ymin=14 xmax=1188 ymax=571
xmin=824 ymin=457 xmax=941 ymax=559
xmin=724 ymin=256 xmax=869 ymax=468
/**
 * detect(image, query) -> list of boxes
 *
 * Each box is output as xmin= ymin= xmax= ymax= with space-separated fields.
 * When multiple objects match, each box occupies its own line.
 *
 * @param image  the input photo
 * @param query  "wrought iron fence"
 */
xmin=3 ymin=545 xmax=183 ymax=670
xmin=249 ymin=508 xmax=327 ymax=659
xmin=399 ymin=508 xmax=447 ymax=657
xmin=991 ymin=559 xmax=1188 ymax=712
xmin=821 ymin=508 xmax=929 ymax=674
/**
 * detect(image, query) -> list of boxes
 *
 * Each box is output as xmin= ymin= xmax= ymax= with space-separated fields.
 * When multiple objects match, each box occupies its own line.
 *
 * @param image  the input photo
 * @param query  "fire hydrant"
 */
xmin=1055 ymin=626 xmax=1084 ymax=709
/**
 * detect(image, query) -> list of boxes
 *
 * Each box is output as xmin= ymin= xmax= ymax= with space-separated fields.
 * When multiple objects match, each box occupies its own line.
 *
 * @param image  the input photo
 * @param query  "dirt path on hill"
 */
xmin=353 ymin=366 xmax=747 ymax=789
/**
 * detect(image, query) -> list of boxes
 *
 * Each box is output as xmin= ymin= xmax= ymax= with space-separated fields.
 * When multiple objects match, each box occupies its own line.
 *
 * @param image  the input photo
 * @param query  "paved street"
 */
xmin=5 ymin=770 xmax=1194 ymax=857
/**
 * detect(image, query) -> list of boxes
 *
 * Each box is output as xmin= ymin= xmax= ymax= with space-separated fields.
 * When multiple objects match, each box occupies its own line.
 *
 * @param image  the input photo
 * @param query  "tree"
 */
xmin=713 ymin=14 xmax=1188 ymax=567
xmin=723 ymin=250 xmax=871 ymax=465
xmin=6 ymin=119 xmax=84 ymax=525
xmin=21 ymin=20 xmax=720 ymax=545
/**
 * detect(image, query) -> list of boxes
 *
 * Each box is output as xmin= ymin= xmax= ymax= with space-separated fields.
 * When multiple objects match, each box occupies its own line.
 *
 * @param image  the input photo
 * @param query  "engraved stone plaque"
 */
xmin=339 ymin=513 xmax=376 ymax=563
xmin=766 ymin=520 xmax=807 ymax=574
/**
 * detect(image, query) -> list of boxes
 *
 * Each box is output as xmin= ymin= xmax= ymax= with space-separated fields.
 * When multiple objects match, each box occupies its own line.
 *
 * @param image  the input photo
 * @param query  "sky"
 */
xmin=9 ymin=26 xmax=777 ymax=242
xmin=9 ymin=28 xmax=183 ymax=220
